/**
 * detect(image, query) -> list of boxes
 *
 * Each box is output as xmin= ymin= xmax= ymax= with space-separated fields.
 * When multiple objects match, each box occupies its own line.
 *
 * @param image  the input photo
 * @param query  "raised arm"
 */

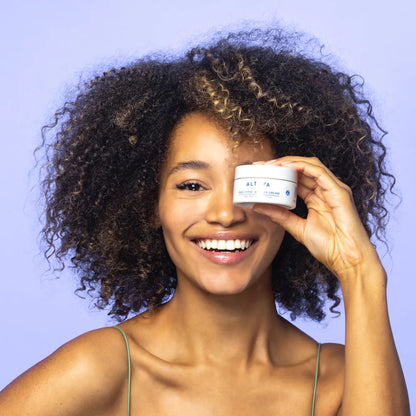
xmin=253 ymin=156 xmax=410 ymax=416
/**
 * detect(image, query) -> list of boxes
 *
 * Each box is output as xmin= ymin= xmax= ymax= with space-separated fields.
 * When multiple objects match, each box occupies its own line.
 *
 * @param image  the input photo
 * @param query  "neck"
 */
xmin=152 ymin=274 xmax=287 ymax=369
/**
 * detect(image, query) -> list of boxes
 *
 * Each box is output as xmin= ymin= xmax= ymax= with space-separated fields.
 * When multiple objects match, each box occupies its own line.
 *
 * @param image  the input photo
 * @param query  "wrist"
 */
xmin=339 ymin=257 xmax=387 ymax=302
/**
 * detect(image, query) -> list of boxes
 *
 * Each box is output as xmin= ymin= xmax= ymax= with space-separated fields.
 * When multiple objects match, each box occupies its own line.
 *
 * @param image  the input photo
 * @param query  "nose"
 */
xmin=205 ymin=183 xmax=246 ymax=227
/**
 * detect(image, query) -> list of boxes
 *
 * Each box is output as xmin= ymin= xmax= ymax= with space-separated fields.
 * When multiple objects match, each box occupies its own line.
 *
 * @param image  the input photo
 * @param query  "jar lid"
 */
xmin=234 ymin=164 xmax=297 ymax=183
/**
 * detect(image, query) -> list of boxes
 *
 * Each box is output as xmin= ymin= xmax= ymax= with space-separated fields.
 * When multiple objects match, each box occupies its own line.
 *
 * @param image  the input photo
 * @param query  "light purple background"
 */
xmin=1 ymin=0 xmax=415 ymax=411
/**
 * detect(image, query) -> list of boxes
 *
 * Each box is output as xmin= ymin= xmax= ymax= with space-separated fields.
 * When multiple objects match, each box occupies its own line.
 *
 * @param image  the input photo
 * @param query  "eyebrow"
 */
xmin=167 ymin=160 xmax=210 ymax=176
xmin=167 ymin=159 xmax=255 ymax=177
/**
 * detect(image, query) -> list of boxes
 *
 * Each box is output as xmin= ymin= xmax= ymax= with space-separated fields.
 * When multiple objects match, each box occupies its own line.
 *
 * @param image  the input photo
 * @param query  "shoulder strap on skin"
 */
xmin=114 ymin=325 xmax=131 ymax=416
xmin=311 ymin=343 xmax=321 ymax=416
xmin=112 ymin=327 xmax=320 ymax=416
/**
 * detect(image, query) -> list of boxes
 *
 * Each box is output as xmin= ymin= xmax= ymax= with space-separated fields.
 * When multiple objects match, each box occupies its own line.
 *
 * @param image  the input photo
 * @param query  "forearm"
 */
xmin=257 ymin=157 xmax=410 ymax=413
xmin=340 ymin=262 xmax=410 ymax=415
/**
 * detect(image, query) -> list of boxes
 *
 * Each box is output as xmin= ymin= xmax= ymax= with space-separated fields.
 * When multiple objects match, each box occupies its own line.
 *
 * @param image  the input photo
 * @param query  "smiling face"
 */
xmin=158 ymin=113 xmax=285 ymax=296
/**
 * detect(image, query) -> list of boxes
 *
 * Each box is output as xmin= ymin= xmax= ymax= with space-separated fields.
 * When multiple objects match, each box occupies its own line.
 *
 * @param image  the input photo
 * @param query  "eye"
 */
xmin=176 ymin=182 xmax=205 ymax=192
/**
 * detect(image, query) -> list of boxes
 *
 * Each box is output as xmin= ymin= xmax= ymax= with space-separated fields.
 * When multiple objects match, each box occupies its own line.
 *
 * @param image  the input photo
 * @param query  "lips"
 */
xmin=190 ymin=235 xmax=257 ymax=265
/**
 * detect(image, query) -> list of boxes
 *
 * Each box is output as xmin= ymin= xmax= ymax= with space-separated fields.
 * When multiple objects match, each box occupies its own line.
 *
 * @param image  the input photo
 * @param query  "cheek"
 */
xmin=158 ymin=196 xmax=205 ymax=237
xmin=271 ymin=228 xmax=286 ymax=257
xmin=256 ymin=214 xmax=286 ymax=249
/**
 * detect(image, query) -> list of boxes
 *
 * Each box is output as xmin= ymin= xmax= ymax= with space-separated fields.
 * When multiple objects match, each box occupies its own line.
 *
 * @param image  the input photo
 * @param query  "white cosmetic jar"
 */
xmin=233 ymin=164 xmax=297 ymax=209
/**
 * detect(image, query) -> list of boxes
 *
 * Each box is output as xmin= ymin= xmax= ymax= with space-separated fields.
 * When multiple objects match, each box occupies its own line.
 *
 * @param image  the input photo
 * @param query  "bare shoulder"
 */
xmin=320 ymin=343 xmax=345 ymax=370
xmin=0 ymin=326 xmax=129 ymax=416
xmin=282 ymin=320 xmax=345 ymax=413
xmin=320 ymin=342 xmax=345 ymax=384
xmin=316 ymin=343 xmax=345 ymax=414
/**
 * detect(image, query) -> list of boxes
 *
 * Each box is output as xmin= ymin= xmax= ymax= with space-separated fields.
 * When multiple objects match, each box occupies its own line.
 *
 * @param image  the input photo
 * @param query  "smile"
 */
xmin=193 ymin=239 xmax=255 ymax=252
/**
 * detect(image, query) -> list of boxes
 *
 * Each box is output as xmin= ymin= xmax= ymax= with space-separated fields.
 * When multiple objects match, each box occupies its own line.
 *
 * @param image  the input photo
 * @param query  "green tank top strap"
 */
xmin=113 ymin=326 xmax=320 ymax=416
xmin=311 ymin=343 xmax=321 ymax=416
xmin=114 ymin=325 xmax=131 ymax=416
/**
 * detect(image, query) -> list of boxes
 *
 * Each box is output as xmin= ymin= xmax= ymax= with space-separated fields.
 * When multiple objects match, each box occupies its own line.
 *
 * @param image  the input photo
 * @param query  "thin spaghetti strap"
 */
xmin=114 ymin=325 xmax=131 ymax=416
xmin=311 ymin=343 xmax=321 ymax=416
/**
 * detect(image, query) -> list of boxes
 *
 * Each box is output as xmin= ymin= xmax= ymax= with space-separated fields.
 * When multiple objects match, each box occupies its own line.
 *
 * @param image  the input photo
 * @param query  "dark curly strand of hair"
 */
xmin=39 ymin=28 xmax=394 ymax=321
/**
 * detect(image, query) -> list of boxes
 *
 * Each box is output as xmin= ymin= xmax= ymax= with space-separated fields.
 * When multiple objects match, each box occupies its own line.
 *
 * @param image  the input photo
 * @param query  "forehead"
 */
xmin=167 ymin=113 xmax=274 ymax=165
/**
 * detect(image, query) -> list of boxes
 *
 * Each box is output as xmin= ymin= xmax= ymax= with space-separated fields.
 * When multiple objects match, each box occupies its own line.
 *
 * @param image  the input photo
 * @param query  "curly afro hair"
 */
xmin=39 ymin=27 xmax=394 ymax=321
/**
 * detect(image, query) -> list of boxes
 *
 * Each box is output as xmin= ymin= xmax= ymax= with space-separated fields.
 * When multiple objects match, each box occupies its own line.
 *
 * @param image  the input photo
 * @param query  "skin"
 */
xmin=0 ymin=112 xmax=409 ymax=415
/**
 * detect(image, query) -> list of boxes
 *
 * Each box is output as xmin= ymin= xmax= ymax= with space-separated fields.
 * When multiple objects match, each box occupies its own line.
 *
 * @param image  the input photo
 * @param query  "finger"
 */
xmin=279 ymin=160 xmax=351 ymax=198
xmin=253 ymin=203 xmax=306 ymax=243
xmin=273 ymin=156 xmax=350 ymax=191
xmin=297 ymin=168 xmax=356 ymax=219
xmin=253 ymin=157 xmax=329 ymax=193
xmin=296 ymin=182 xmax=320 ymax=205
xmin=297 ymin=171 xmax=318 ymax=192
xmin=252 ymin=157 xmax=352 ymax=208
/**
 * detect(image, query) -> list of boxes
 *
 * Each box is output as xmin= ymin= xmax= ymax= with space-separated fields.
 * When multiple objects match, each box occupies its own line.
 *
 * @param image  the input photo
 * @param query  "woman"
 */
xmin=0 ymin=28 xmax=410 ymax=415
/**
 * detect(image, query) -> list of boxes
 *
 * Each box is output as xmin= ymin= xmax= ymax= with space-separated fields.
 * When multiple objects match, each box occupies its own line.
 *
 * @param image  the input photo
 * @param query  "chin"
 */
xmin=196 ymin=272 xmax=257 ymax=296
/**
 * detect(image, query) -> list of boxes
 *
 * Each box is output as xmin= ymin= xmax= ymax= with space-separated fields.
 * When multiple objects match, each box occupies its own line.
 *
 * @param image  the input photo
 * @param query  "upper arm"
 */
xmin=0 ymin=328 xmax=127 ymax=416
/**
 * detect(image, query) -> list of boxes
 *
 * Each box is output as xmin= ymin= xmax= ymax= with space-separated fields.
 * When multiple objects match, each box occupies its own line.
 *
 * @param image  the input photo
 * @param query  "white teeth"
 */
xmin=195 ymin=239 xmax=253 ymax=252
xmin=226 ymin=240 xmax=234 ymax=251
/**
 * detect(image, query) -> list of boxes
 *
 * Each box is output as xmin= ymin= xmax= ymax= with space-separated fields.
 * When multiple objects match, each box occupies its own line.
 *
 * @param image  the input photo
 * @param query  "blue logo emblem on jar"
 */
xmin=286 ymin=190 xmax=290 ymax=196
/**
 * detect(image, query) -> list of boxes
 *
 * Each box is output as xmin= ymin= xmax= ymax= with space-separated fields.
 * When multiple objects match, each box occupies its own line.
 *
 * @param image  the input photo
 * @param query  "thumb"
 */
xmin=253 ymin=203 xmax=305 ymax=243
